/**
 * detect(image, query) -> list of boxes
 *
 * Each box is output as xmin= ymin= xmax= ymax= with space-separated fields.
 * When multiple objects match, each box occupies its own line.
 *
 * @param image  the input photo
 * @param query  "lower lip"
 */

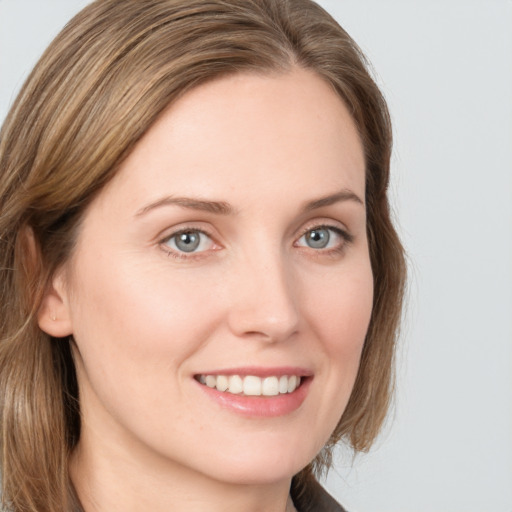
xmin=196 ymin=378 xmax=311 ymax=418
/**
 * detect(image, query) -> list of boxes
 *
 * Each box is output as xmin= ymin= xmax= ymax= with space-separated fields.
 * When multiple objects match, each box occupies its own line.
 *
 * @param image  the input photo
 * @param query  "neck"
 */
xmin=70 ymin=435 xmax=297 ymax=512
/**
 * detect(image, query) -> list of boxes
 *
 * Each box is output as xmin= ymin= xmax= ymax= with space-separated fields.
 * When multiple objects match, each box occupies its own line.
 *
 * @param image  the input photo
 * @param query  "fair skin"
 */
xmin=39 ymin=67 xmax=372 ymax=512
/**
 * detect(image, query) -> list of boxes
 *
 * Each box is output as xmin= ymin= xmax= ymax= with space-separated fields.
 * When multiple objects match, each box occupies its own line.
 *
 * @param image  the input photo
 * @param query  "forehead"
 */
xmin=92 ymin=67 xmax=366 ymax=215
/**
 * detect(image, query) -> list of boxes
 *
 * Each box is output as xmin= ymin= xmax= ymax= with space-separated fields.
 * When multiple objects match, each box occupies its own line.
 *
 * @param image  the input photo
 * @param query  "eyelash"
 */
xmin=160 ymin=225 xmax=217 ymax=261
xmin=159 ymin=223 xmax=353 ymax=260
xmin=295 ymin=224 xmax=354 ymax=256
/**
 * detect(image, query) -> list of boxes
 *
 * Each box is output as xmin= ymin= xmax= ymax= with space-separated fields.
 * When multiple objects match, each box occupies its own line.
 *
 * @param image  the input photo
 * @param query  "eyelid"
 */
xmin=158 ymin=224 xmax=221 ymax=259
xmin=296 ymin=220 xmax=354 ymax=243
xmin=294 ymin=222 xmax=354 ymax=254
xmin=156 ymin=219 xmax=354 ymax=260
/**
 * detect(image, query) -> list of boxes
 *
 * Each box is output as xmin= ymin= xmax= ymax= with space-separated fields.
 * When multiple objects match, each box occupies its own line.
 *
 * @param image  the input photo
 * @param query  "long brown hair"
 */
xmin=0 ymin=0 xmax=406 ymax=510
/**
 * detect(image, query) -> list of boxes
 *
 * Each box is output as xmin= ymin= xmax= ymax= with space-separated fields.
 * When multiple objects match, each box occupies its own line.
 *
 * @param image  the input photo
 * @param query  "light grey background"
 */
xmin=1 ymin=1 xmax=511 ymax=511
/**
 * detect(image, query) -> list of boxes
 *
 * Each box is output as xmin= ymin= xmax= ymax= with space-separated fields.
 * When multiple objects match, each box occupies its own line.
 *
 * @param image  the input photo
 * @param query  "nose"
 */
xmin=226 ymin=250 xmax=300 ymax=343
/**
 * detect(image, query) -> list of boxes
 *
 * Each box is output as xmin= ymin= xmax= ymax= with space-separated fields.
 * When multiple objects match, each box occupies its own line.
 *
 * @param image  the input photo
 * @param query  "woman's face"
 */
xmin=46 ymin=68 xmax=372 ymax=485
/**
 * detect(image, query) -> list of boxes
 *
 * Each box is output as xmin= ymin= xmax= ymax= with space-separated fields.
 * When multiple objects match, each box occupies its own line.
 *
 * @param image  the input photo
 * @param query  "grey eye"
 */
xmin=162 ymin=229 xmax=216 ymax=257
xmin=172 ymin=231 xmax=201 ymax=252
xmin=304 ymin=228 xmax=331 ymax=249
xmin=296 ymin=225 xmax=348 ymax=251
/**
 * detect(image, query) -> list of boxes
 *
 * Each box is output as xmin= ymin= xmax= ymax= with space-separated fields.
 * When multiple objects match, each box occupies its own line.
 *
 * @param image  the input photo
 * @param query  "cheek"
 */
xmin=305 ymin=261 xmax=374 ymax=403
xmin=307 ymin=263 xmax=374 ymax=351
xmin=66 ymin=259 xmax=227 ymax=454
xmin=284 ymin=261 xmax=373 ymax=458
xmin=67 ymin=257 xmax=221 ymax=398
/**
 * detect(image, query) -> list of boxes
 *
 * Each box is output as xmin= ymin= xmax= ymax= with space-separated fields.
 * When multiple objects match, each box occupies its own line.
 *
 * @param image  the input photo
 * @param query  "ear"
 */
xmin=37 ymin=269 xmax=74 ymax=338
xmin=23 ymin=228 xmax=74 ymax=338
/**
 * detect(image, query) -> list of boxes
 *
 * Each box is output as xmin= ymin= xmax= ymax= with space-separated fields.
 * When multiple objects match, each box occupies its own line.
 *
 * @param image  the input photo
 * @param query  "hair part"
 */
xmin=0 ymin=0 xmax=406 ymax=509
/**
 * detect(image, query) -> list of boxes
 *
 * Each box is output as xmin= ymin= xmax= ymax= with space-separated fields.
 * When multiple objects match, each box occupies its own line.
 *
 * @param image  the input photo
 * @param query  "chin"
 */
xmin=191 ymin=439 xmax=320 ymax=486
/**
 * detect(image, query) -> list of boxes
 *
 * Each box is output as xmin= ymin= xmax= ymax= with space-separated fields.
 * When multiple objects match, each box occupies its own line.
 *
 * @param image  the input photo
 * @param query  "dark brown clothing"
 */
xmin=291 ymin=478 xmax=347 ymax=512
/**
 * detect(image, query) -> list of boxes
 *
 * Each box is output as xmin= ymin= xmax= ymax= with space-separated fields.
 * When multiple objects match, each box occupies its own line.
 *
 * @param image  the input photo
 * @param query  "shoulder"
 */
xmin=291 ymin=475 xmax=348 ymax=512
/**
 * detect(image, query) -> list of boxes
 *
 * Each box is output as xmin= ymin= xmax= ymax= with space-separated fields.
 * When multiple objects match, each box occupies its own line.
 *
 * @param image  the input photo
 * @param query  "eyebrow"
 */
xmin=135 ymin=196 xmax=236 ymax=217
xmin=135 ymin=188 xmax=363 ymax=218
xmin=303 ymin=189 xmax=364 ymax=211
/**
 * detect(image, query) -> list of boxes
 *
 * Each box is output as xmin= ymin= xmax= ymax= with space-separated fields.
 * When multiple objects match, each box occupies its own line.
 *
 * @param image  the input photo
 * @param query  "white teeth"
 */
xmin=288 ymin=375 xmax=298 ymax=393
xmin=279 ymin=375 xmax=288 ymax=394
xmin=197 ymin=374 xmax=302 ymax=396
xmin=205 ymin=375 xmax=216 ymax=388
xmin=216 ymin=375 xmax=229 ymax=392
xmin=262 ymin=376 xmax=279 ymax=396
xmin=228 ymin=375 xmax=243 ymax=394
xmin=243 ymin=376 xmax=262 ymax=396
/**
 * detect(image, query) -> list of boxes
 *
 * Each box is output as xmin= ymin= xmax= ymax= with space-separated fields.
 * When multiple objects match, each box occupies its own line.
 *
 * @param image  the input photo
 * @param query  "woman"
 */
xmin=0 ymin=0 xmax=406 ymax=511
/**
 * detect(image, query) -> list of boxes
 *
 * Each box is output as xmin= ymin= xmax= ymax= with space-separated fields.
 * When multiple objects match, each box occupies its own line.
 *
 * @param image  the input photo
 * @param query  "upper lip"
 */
xmin=194 ymin=366 xmax=313 ymax=378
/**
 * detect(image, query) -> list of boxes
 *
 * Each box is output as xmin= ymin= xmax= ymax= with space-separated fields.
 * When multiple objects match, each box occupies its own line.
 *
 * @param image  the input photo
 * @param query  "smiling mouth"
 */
xmin=195 ymin=374 xmax=302 ymax=396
